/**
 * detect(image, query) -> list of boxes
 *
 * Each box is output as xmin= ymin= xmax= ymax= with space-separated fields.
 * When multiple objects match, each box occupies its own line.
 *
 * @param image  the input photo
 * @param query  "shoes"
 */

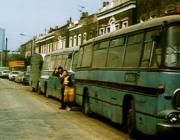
xmin=66 ymin=106 xmax=71 ymax=111
xmin=59 ymin=106 xmax=71 ymax=111
xmin=59 ymin=106 xmax=65 ymax=109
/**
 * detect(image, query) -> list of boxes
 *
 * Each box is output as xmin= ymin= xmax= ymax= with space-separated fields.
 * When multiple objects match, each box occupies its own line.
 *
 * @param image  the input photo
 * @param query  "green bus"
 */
xmin=29 ymin=53 xmax=43 ymax=91
xmin=37 ymin=53 xmax=52 ymax=95
xmin=75 ymin=15 xmax=180 ymax=137
xmin=40 ymin=49 xmax=78 ymax=100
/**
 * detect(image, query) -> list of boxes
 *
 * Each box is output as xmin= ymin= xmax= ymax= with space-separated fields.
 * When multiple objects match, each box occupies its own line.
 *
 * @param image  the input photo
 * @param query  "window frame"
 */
xmin=123 ymin=32 xmax=144 ymax=68
xmin=106 ymin=36 xmax=126 ymax=67
xmin=92 ymin=40 xmax=110 ymax=68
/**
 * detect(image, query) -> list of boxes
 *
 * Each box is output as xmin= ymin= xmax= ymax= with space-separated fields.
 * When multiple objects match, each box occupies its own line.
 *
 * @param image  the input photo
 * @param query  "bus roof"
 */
xmin=84 ymin=15 xmax=180 ymax=44
xmin=44 ymin=47 xmax=78 ymax=57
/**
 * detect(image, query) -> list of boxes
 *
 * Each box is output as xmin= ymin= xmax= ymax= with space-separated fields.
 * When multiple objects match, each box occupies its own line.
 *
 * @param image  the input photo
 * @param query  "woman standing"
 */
xmin=61 ymin=70 xmax=74 ymax=111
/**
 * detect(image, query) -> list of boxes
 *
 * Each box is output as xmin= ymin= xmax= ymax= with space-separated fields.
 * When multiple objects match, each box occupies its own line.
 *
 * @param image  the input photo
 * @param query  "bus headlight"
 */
xmin=159 ymin=110 xmax=180 ymax=124
xmin=167 ymin=113 xmax=178 ymax=123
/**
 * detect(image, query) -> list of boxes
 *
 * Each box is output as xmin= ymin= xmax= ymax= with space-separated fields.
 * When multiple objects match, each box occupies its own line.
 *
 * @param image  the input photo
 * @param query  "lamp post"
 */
xmin=0 ymin=38 xmax=7 ymax=67
xmin=4 ymin=37 xmax=8 ymax=66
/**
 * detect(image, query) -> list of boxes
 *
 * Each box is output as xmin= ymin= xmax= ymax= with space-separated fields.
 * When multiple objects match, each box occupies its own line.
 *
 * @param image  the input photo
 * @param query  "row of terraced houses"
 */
xmin=20 ymin=0 xmax=180 ymax=60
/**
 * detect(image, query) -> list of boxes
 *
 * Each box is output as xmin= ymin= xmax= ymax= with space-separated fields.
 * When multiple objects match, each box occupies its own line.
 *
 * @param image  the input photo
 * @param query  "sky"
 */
xmin=0 ymin=0 xmax=105 ymax=51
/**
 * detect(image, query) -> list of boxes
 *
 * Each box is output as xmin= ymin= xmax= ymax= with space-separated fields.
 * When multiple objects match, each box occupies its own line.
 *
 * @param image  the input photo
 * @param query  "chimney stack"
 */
xmin=103 ymin=1 xmax=110 ymax=7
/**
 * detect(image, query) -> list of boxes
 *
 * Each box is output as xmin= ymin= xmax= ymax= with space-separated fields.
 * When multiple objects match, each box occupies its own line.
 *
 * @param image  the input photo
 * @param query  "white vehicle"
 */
xmin=8 ymin=71 xmax=21 ymax=81
xmin=0 ymin=70 xmax=10 ymax=78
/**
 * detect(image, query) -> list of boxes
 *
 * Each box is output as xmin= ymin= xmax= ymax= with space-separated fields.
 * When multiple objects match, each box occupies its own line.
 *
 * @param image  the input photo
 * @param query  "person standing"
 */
xmin=57 ymin=66 xmax=63 ymax=78
xmin=61 ymin=70 xmax=74 ymax=111
xmin=56 ymin=66 xmax=65 ymax=109
xmin=52 ymin=67 xmax=58 ymax=76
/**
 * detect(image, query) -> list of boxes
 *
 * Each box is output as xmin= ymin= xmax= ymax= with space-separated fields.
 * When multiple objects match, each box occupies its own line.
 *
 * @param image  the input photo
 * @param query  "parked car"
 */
xmin=15 ymin=72 xmax=30 ymax=85
xmin=22 ymin=72 xmax=30 ymax=85
xmin=15 ymin=72 xmax=24 ymax=83
xmin=0 ymin=70 xmax=10 ymax=78
xmin=8 ymin=71 xmax=21 ymax=81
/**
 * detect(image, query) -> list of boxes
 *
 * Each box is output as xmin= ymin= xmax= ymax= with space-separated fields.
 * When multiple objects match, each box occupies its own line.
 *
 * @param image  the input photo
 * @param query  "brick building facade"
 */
xmin=20 ymin=0 xmax=180 ymax=58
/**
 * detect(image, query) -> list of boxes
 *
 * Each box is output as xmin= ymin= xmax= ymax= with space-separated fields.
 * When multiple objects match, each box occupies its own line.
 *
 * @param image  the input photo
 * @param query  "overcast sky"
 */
xmin=0 ymin=0 xmax=105 ymax=51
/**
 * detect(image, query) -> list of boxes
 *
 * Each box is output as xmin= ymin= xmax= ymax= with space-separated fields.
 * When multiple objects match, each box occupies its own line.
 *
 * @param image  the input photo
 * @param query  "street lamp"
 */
xmin=19 ymin=33 xmax=26 ymax=36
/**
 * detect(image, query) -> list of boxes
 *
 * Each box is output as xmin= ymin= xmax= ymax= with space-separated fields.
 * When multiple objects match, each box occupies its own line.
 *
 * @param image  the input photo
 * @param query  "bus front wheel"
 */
xmin=32 ymin=87 xmax=35 ymax=92
xmin=83 ymin=93 xmax=90 ymax=116
xmin=44 ymin=82 xmax=47 ymax=95
xmin=127 ymin=100 xmax=136 ymax=138
xmin=38 ymin=85 xmax=42 ymax=95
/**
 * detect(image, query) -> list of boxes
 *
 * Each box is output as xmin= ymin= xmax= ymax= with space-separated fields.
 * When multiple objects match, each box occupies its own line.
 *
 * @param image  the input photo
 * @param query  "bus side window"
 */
xmin=77 ymin=48 xmax=84 ymax=68
xmin=152 ymin=47 xmax=162 ymax=67
xmin=54 ymin=55 xmax=59 ymax=69
xmin=92 ymin=41 xmax=109 ymax=68
xmin=141 ymin=30 xmax=161 ymax=67
xmin=61 ymin=54 xmax=67 ymax=68
xmin=123 ymin=33 xmax=143 ymax=67
xmin=44 ymin=55 xmax=51 ymax=70
xmin=81 ymin=44 xmax=93 ymax=67
xmin=72 ymin=52 xmax=79 ymax=70
xmin=64 ymin=54 xmax=72 ymax=70
xmin=57 ymin=55 xmax=62 ymax=67
xmin=51 ymin=55 xmax=56 ymax=70
xmin=106 ymin=37 xmax=125 ymax=67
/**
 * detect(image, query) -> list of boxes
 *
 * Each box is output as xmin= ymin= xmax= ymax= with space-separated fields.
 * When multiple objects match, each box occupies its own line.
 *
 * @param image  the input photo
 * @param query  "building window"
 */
xmin=74 ymin=35 xmax=77 ymax=47
xmin=106 ymin=26 xmax=110 ymax=33
xmin=109 ymin=17 xmax=116 ymax=32
xmin=89 ymin=31 xmax=93 ymax=39
xmin=53 ymin=42 xmax=56 ymax=51
xmin=50 ymin=43 xmax=54 ymax=52
xmin=55 ymin=41 xmax=58 ymax=50
xmin=99 ymin=28 xmax=105 ymax=35
xmin=122 ymin=20 xmax=128 ymax=29
xmin=62 ymin=39 xmax=64 ymax=48
xmin=83 ymin=32 xmax=87 ymax=43
xmin=78 ymin=34 xmax=82 ymax=46
xmin=46 ymin=45 xmax=48 ymax=54
xmin=58 ymin=36 xmax=62 ymax=50
xmin=64 ymin=39 xmax=66 ymax=48
xmin=40 ymin=45 xmax=42 ymax=54
xmin=43 ymin=46 xmax=45 ymax=54
xmin=48 ymin=44 xmax=50 ymax=53
xmin=115 ymin=24 xmax=119 ymax=30
xmin=69 ymin=36 xmax=73 ymax=47
xmin=51 ymin=43 xmax=53 ymax=52
xmin=43 ymin=45 xmax=47 ymax=54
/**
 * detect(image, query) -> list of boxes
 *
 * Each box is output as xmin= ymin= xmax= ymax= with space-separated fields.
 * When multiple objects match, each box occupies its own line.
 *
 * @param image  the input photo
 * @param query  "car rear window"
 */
xmin=12 ymin=72 xmax=19 ymax=74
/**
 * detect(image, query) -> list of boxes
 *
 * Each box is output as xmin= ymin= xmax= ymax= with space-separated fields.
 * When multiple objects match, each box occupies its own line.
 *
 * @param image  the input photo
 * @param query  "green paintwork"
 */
xmin=29 ymin=53 xmax=43 ymax=91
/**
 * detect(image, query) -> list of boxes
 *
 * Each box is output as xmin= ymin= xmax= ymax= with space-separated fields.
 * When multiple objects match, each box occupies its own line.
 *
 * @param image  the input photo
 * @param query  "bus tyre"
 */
xmin=45 ymin=89 xmax=49 ymax=98
xmin=32 ymin=87 xmax=35 ymax=92
xmin=83 ymin=93 xmax=90 ymax=116
xmin=38 ymin=86 xmax=42 ymax=95
xmin=127 ymin=100 xmax=136 ymax=138
xmin=46 ymin=93 xmax=49 ymax=98
xmin=44 ymin=83 xmax=47 ymax=95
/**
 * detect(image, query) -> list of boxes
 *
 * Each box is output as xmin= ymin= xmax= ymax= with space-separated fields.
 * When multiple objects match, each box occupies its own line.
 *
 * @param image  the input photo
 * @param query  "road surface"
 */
xmin=0 ymin=79 xmax=131 ymax=140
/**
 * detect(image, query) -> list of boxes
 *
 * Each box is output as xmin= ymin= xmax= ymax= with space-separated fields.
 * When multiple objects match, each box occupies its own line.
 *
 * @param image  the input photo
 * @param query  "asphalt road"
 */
xmin=0 ymin=78 xmax=131 ymax=140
